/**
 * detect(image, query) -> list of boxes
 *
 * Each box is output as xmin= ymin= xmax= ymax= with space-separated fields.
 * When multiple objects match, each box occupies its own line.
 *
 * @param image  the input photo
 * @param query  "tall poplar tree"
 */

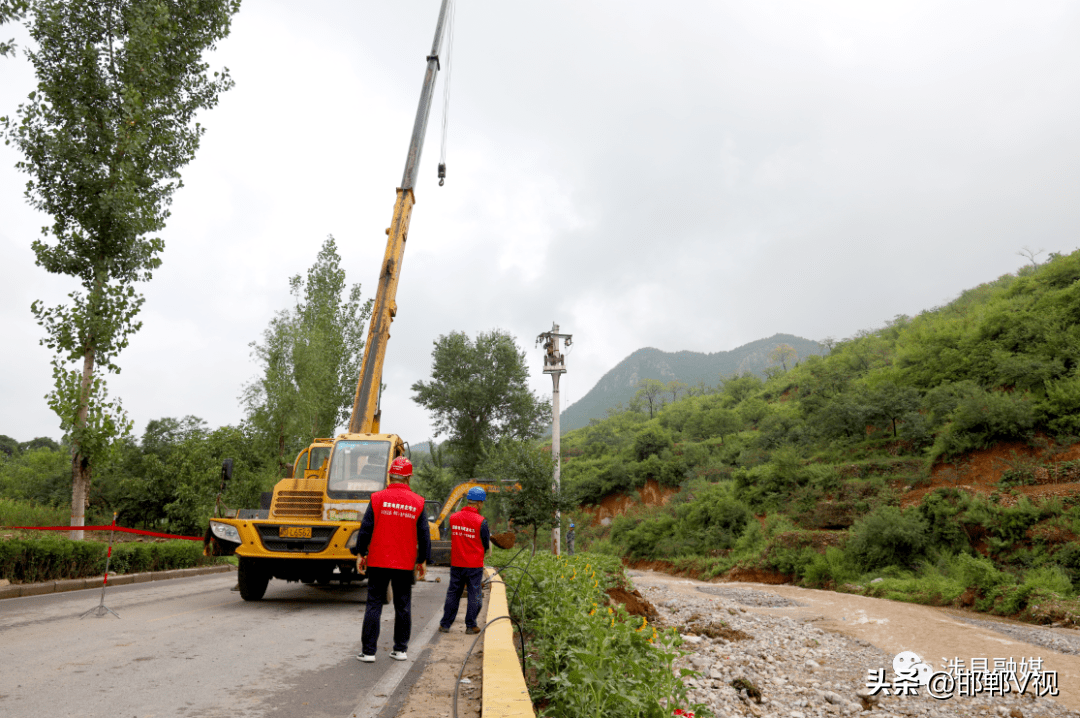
xmin=1 ymin=0 xmax=240 ymax=538
xmin=242 ymin=236 xmax=372 ymax=475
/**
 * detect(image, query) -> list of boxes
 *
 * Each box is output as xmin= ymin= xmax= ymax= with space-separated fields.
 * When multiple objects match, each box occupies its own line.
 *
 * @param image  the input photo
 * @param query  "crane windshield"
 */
xmin=327 ymin=440 xmax=391 ymax=499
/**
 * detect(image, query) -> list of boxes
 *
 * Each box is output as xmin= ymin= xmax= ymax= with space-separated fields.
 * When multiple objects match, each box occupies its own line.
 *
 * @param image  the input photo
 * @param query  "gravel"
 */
xmin=948 ymin=614 xmax=1080 ymax=658
xmin=635 ymin=580 xmax=1080 ymax=718
xmin=696 ymin=585 xmax=808 ymax=608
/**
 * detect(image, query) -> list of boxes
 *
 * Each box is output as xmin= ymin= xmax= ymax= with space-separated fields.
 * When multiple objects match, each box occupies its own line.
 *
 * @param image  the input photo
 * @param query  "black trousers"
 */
xmin=439 ymin=566 xmax=484 ymax=629
xmin=362 ymin=566 xmax=414 ymax=655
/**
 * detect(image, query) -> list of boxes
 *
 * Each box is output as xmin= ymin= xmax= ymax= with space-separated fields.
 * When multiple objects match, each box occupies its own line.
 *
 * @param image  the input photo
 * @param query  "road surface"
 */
xmin=0 ymin=567 xmax=454 ymax=718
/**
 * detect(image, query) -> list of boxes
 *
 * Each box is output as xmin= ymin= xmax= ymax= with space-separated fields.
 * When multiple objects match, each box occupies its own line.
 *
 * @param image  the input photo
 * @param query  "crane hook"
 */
xmin=438 ymin=162 xmax=446 ymax=187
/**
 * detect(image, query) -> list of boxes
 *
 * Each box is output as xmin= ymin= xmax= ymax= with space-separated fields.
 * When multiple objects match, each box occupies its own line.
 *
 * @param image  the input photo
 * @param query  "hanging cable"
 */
xmin=437 ymin=0 xmax=456 ymax=186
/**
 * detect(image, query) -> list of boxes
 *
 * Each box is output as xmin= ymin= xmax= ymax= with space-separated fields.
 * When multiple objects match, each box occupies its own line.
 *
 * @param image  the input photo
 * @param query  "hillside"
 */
xmin=555 ymin=250 xmax=1080 ymax=626
xmin=559 ymin=334 xmax=823 ymax=432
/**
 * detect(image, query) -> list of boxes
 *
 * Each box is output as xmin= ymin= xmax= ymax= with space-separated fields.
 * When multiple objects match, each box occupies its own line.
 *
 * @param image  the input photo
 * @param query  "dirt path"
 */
xmin=391 ymin=581 xmax=489 ymax=718
xmin=629 ymin=569 xmax=1080 ymax=714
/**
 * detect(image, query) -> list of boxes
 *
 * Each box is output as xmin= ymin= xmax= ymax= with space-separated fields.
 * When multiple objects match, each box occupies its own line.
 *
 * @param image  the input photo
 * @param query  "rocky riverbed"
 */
xmin=635 ymin=579 xmax=1080 ymax=718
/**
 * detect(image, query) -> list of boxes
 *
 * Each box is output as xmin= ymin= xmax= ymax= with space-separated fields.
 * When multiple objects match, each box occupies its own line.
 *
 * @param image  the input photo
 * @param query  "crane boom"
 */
xmin=349 ymin=0 xmax=451 ymax=434
xmin=205 ymin=4 xmax=457 ymax=603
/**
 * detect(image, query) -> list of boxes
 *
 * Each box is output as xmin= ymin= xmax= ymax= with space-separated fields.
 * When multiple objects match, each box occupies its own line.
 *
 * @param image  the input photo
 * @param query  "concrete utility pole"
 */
xmin=536 ymin=323 xmax=572 ymax=555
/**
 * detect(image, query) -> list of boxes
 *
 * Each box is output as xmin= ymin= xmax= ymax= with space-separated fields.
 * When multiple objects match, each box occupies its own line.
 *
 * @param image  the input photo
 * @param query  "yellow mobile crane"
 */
xmin=204 ymin=1 xmax=453 ymax=601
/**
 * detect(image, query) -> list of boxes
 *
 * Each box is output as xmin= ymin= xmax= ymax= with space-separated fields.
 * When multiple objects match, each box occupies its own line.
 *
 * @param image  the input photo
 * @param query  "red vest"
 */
xmin=367 ymin=483 xmax=425 ymax=570
xmin=450 ymin=506 xmax=486 ymax=568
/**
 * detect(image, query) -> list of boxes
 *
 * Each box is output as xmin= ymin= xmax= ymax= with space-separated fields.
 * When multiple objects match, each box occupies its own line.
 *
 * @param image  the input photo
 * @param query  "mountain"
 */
xmin=558 ymin=334 xmax=822 ymax=432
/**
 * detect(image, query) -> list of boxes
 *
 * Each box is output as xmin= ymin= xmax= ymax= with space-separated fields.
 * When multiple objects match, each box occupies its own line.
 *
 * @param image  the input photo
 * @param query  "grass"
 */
xmin=0 ymin=498 xmax=68 ymax=528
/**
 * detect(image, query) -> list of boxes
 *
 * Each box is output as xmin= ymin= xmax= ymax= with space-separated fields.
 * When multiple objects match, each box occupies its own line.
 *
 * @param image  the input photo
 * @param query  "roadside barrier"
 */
xmin=1 ymin=525 xmax=202 ymax=540
xmin=481 ymin=566 xmax=534 ymax=717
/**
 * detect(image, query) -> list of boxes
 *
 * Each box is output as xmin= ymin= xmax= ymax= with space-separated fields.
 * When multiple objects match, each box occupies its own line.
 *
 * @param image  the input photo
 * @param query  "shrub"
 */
xmin=0 ymin=537 xmax=103 ymax=583
xmin=610 ymin=513 xmax=677 ymax=560
xmin=731 ymin=520 xmax=766 ymax=560
xmin=632 ymin=427 xmax=673 ymax=462
xmin=846 ymin=506 xmax=930 ymax=572
xmin=932 ymin=388 xmax=1037 ymax=459
xmin=952 ymin=552 xmax=1013 ymax=597
xmin=671 ymin=482 xmax=752 ymax=553
xmin=1044 ymin=372 xmax=1080 ymax=436
xmin=1022 ymin=565 xmax=1075 ymax=597
xmin=917 ymin=490 xmax=972 ymax=552
xmin=803 ymin=547 xmax=856 ymax=588
xmin=0 ymin=537 xmax=222 ymax=583
xmin=734 ymin=447 xmax=832 ymax=511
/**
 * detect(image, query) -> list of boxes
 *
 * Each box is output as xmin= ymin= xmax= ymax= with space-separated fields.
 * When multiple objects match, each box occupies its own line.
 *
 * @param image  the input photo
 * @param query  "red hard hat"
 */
xmin=389 ymin=456 xmax=413 ymax=477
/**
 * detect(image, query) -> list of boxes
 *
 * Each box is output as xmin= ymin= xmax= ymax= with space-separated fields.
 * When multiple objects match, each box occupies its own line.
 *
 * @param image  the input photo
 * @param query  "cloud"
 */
xmin=2 ymin=0 xmax=1079 ymax=446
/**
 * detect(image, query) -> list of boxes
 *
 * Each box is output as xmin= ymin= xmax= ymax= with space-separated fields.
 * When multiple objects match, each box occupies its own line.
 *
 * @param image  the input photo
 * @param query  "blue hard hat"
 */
xmin=467 ymin=487 xmax=487 ymax=501
xmin=570 ymin=522 xmax=575 ymax=528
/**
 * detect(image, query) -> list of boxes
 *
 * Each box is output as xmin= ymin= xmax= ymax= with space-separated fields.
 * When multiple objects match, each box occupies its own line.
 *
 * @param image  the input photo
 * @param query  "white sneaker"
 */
xmin=389 ymin=651 xmax=408 ymax=661
xmin=356 ymin=654 xmax=375 ymax=663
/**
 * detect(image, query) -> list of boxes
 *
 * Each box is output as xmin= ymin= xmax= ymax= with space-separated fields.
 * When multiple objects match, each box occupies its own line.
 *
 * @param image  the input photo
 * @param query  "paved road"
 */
xmin=0 ymin=567 xmax=453 ymax=718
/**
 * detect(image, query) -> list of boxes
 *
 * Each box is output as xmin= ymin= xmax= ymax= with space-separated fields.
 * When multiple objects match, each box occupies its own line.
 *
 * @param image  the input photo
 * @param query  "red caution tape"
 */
xmin=1 ymin=525 xmax=203 ymax=541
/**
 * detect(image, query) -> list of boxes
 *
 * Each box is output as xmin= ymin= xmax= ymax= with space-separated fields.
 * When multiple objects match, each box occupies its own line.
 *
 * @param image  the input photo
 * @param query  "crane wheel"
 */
xmin=238 ymin=557 xmax=270 ymax=601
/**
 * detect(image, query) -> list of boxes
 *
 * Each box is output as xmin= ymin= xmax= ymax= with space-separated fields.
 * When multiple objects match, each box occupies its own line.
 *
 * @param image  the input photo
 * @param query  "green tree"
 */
xmin=19 ymin=436 xmax=61 ymax=453
xmin=411 ymin=329 xmax=550 ymax=479
xmin=699 ymin=407 xmax=740 ymax=443
xmin=478 ymin=440 xmax=574 ymax=554
xmin=0 ymin=0 xmax=27 ymax=57
xmin=865 ymin=381 xmax=921 ymax=437
xmin=686 ymin=380 xmax=711 ymax=397
xmin=112 ymin=419 xmax=271 ymax=534
xmin=635 ymin=378 xmax=664 ymax=419
xmin=410 ymin=439 xmax=455 ymax=504
xmin=769 ymin=343 xmax=797 ymax=371
xmin=1 ymin=0 xmax=240 ymax=538
xmin=0 ymin=435 xmax=19 ymax=458
xmin=0 ymin=443 xmax=70 ymax=506
xmin=632 ymin=426 xmax=672 ymax=461
xmin=665 ymin=380 xmax=687 ymax=404
xmin=242 ymin=236 xmax=372 ymax=474
xmin=719 ymin=372 xmax=761 ymax=404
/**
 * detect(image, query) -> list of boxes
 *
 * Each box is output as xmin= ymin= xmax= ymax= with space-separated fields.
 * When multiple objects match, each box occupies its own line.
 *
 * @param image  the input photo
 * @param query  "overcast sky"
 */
xmin=2 ymin=1 xmax=1079 ymax=448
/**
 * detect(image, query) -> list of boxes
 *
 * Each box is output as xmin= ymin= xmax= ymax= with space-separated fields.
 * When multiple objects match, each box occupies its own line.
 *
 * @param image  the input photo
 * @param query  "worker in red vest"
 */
xmin=438 ymin=486 xmax=490 ymax=634
xmin=351 ymin=456 xmax=430 ymax=663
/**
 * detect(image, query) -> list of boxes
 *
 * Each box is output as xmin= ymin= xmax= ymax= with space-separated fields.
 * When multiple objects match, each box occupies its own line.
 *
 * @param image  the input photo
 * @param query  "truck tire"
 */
xmin=238 ymin=557 xmax=270 ymax=601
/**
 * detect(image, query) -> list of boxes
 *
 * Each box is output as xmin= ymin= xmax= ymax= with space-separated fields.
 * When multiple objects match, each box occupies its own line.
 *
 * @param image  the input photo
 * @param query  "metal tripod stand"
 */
xmin=80 ymin=513 xmax=120 ymax=619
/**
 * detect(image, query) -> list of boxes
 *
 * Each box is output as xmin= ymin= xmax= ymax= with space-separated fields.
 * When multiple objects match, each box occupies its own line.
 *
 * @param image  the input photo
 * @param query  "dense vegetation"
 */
xmin=558 ymin=250 xmax=1080 ymax=623
xmin=494 ymin=549 xmax=701 ymax=718
xmin=0 ymin=418 xmax=274 ymax=536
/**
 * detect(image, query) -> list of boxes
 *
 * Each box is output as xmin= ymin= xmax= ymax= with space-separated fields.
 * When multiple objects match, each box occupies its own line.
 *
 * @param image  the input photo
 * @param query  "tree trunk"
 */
xmin=69 ymin=345 xmax=96 ymax=540
xmin=278 ymin=427 xmax=287 ymax=476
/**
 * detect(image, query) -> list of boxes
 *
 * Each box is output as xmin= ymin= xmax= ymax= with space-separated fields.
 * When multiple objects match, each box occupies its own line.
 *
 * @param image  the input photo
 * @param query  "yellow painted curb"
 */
xmin=482 ymin=567 xmax=534 ymax=717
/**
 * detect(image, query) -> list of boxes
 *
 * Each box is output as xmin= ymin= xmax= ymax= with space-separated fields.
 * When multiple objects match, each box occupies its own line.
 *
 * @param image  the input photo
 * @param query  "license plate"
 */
xmin=279 ymin=526 xmax=311 ymax=539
